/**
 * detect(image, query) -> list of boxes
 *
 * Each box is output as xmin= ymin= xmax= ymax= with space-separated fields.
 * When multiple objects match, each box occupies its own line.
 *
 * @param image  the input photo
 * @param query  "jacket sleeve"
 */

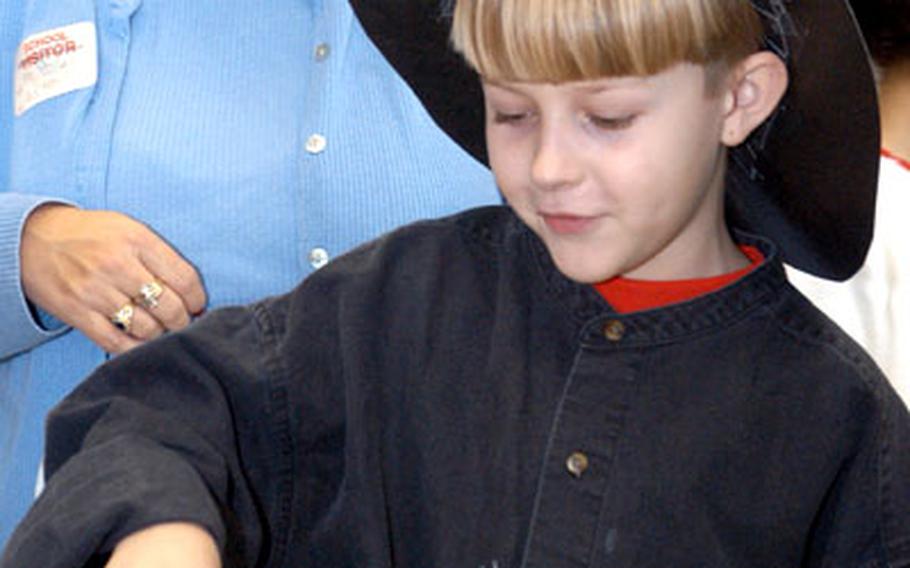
xmin=0 ymin=304 xmax=279 ymax=568
xmin=805 ymin=383 xmax=910 ymax=567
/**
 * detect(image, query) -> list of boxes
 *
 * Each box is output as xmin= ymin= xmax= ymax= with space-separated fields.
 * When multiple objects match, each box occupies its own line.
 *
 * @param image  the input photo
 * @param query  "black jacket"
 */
xmin=3 ymin=207 xmax=909 ymax=568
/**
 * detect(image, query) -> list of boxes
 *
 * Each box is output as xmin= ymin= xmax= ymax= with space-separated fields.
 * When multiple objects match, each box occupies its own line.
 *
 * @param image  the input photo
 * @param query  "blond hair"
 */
xmin=451 ymin=0 xmax=763 ymax=84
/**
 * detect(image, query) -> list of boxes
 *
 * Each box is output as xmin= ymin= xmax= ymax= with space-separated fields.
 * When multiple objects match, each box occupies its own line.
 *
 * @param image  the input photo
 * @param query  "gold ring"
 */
xmin=110 ymin=303 xmax=135 ymax=333
xmin=137 ymin=280 xmax=164 ymax=309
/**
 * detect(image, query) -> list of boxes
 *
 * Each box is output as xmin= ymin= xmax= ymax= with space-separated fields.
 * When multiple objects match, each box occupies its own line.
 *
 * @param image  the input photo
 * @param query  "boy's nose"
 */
xmin=530 ymin=125 xmax=583 ymax=191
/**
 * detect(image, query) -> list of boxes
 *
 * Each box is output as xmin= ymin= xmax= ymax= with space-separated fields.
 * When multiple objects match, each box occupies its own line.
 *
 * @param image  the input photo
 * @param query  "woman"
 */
xmin=0 ymin=0 xmax=499 ymax=547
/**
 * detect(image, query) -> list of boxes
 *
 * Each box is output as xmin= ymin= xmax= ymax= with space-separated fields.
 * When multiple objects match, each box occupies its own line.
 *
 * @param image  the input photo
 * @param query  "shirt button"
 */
xmin=305 ymin=134 xmax=327 ymax=154
xmin=308 ymin=247 xmax=330 ymax=269
xmin=314 ymin=42 xmax=330 ymax=61
xmin=603 ymin=319 xmax=625 ymax=341
xmin=566 ymin=451 xmax=589 ymax=478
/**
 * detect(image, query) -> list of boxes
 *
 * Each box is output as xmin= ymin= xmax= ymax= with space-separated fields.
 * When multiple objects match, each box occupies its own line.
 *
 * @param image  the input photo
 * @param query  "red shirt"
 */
xmin=595 ymin=245 xmax=765 ymax=313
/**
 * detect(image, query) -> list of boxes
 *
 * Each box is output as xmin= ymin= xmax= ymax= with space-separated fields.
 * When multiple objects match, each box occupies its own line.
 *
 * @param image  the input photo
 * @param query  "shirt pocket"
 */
xmin=10 ymin=0 xmax=142 ymax=207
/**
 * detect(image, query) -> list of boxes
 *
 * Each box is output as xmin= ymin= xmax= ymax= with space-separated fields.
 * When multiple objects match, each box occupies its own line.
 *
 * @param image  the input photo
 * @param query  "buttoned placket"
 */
xmin=520 ymin=318 xmax=640 ymax=567
xmin=297 ymin=1 xmax=347 ymax=273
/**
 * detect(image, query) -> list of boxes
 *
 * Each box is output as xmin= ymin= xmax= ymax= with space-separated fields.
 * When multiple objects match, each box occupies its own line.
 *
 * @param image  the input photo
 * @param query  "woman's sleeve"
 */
xmin=0 ymin=194 xmax=77 ymax=360
xmin=0 ymin=303 xmax=279 ymax=568
xmin=0 ymin=2 xmax=76 ymax=359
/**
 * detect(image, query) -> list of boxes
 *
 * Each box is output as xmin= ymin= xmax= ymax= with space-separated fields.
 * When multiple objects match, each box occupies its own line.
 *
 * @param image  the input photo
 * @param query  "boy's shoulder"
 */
xmin=771 ymin=280 xmax=898 ymax=409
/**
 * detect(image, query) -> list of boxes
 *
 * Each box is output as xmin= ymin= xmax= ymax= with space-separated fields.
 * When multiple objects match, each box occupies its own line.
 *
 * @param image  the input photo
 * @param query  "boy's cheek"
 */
xmin=488 ymin=160 xmax=526 ymax=204
xmin=492 ymin=176 xmax=529 ymax=211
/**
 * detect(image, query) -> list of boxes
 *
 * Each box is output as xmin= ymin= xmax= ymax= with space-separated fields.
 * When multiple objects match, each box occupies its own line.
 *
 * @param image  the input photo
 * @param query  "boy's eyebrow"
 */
xmin=581 ymin=77 xmax=649 ymax=93
xmin=481 ymin=75 xmax=650 ymax=93
xmin=480 ymin=77 xmax=523 ymax=92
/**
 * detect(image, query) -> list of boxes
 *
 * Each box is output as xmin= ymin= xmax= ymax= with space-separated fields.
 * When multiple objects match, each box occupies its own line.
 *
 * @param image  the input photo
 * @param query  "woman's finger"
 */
xmin=136 ymin=234 xmax=207 ymax=315
xmin=109 ymin=271 xmax=193 ymax=332
xmin=74 ymin=309 xmax=143 ymax=355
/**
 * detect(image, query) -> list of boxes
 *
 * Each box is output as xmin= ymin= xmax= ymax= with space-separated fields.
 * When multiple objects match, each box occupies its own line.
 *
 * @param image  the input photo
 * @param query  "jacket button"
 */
xmin=566 ymin=451 xmax=589 ymax=478
xmin=603 ymin=320 xmax=625 ymax=341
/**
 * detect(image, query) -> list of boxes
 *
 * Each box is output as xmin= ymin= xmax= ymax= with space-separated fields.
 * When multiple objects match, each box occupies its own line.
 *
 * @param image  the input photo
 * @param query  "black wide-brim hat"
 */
xmin=350 ymin=0 xmax=880 ymax=280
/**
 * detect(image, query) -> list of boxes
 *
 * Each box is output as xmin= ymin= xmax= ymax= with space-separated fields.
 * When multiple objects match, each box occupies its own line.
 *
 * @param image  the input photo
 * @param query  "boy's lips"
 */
xmin=540 ymin=212 xmax=599 ymax=235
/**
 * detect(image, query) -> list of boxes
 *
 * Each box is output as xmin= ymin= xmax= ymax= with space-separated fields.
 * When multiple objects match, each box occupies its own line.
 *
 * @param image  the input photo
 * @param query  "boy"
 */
xmin=3 ymin=0 xmax=908 ymax=566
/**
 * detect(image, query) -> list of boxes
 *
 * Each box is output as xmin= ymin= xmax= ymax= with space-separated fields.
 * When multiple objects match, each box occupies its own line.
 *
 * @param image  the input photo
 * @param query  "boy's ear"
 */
xmin=721 ymin=51 xmax=789 ymax=146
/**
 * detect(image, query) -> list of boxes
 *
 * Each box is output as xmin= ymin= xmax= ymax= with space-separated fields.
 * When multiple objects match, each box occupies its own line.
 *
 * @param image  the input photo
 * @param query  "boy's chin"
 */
xmin=550 ymin=254 xmax=620 ymax=285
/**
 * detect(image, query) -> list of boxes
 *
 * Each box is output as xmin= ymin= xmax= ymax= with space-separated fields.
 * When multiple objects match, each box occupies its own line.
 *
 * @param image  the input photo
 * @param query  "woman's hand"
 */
xmin=105 ymin=523 xmax=221 ymax=568
xmin=20 ymin=205 xmax=207 ymax=354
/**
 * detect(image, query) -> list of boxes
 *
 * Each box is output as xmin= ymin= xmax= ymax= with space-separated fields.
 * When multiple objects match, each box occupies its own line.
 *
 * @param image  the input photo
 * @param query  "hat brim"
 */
xmin=351 ymin=0 xmax=879 ymax=280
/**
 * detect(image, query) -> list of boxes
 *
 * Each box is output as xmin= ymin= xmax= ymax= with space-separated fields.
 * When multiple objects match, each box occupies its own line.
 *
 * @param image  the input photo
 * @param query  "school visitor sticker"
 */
xmin=14 ymin=22 xmax=98 ymax=116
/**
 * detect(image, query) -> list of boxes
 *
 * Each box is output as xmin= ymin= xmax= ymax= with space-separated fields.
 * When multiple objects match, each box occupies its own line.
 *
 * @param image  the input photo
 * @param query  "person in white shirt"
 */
xmin=789 ymin=0 xmax=910 ymax=404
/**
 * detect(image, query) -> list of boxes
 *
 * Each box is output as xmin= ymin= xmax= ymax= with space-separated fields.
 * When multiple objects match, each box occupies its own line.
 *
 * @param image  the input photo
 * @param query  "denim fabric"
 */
xmin=3 ymin=207 xmax=909 ymax=568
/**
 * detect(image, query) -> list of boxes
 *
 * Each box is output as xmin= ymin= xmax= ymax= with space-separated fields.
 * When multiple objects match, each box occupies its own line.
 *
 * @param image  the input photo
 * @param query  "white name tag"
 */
xmin=14 ymin=21 xmax=98 ymax=116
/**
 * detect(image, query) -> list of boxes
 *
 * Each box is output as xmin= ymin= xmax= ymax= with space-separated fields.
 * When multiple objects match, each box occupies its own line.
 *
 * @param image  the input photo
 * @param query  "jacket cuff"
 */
xmin=1 ymin=438 xmax=227 ymax=568
xmin=0 ymin=194 xmax=76 ymax=359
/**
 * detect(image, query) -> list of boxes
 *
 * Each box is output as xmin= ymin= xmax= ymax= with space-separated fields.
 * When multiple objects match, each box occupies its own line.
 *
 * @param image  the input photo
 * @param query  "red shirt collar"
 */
xmin=594 ymin=245 xmax=765 ymax=314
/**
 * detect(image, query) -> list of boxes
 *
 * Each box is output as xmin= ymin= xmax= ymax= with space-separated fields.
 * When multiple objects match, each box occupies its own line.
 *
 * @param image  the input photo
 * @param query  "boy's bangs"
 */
xmin=451 ymin=0 xmax=763 ymax=82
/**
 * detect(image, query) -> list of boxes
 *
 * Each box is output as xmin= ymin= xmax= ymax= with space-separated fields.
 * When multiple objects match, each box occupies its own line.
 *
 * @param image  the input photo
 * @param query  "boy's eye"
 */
xmin=587 ymin=114 xmax=637 ymax=131
xmin=492 ymin=111 xmax=532 ymax=124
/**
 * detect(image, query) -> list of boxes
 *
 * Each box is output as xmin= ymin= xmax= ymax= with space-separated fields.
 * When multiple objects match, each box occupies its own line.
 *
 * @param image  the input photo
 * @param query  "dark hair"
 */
xmin=850 ymin=0 xmax=910 ymax=65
